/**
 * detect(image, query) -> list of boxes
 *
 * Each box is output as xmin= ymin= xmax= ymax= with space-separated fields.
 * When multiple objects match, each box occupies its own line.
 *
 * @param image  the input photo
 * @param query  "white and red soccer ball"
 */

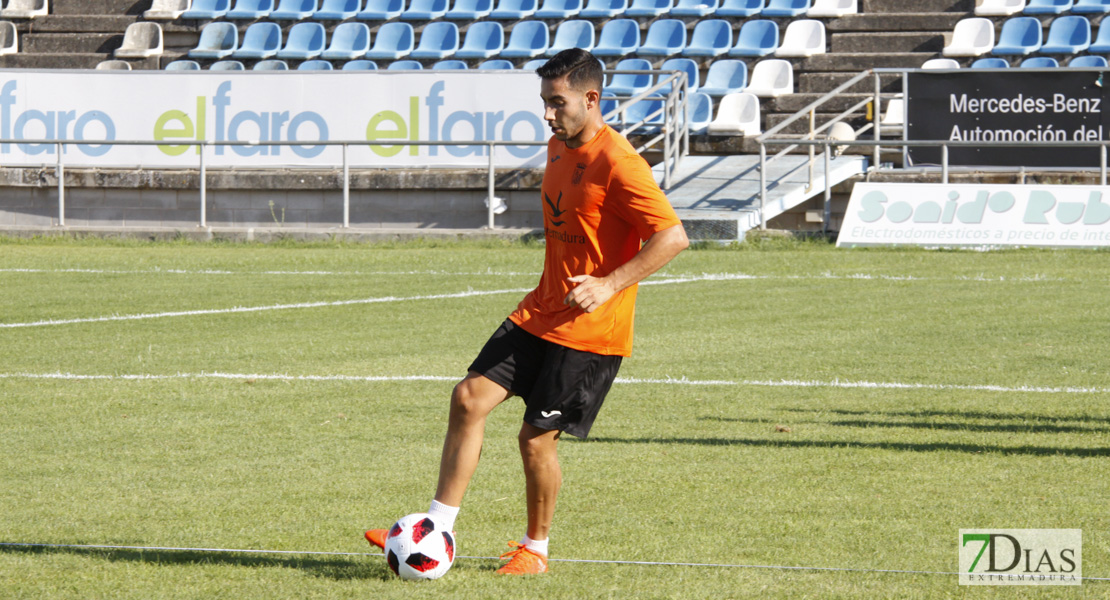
xmin=384 ymin=513 xmax=455 ymax=580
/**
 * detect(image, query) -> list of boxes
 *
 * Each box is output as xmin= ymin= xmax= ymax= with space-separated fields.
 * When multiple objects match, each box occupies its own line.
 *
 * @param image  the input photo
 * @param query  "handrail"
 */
xmin=601 ymin=69 xmax=689 ymax=189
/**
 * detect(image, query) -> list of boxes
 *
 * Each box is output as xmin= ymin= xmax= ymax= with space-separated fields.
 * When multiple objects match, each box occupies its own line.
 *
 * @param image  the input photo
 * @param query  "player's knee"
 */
xmin=518 ymin=427 xmax=558 ymax=459
xmin=449 ymin=379 xmax=485 ymax=420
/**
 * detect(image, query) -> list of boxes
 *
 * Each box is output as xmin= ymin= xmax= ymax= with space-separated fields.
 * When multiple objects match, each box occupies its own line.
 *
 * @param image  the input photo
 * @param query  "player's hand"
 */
xmin=564 ymin=275 xmax=617 ymax=313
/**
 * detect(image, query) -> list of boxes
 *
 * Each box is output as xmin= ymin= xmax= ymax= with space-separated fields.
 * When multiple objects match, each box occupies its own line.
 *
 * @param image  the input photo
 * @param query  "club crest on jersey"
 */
xmin=572 ymin=162 xmax=587 ymax=185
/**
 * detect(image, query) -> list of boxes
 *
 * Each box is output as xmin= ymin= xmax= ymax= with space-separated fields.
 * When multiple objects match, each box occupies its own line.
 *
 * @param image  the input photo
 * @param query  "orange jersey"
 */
xmin=508 ymin=125 xmax=681 ymax=356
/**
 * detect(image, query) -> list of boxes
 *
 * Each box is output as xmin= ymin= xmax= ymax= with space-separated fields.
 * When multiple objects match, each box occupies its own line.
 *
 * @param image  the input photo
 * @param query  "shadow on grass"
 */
xmin=576 ymin=436 xmax=1110 ymax=457
xmin=784 ymin=407 xmax=1110 ymax=425
xmin=0 ymin=544 xmax=393 ymax=581
xmin=699 ymin=415 xmax=1110 ymax=435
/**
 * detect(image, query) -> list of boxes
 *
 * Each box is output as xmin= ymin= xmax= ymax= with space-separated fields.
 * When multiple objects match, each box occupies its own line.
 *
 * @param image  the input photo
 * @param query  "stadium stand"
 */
xmin=776 ymin=18 xmax=825 ymax=57
xmin=189 ymin=22 xmax=238 ymax=59
xmin=146 ymin=0 xmax=192 ymax=20
xmin=626 ymin=0 xmax=673 ymax=18
xmin=658 ymin=57 xmax=700 ymax=93
xmin=95 ymin=58 xmax=131 ymax=69
xmin=226 ymin=0 xmax=274 ymax=19
xmin=971 ymin=56 xmax=1009 ymax=67
xmin=455 ymin=21 xmax=505 ymax=58
xmin=313 ymin=0 xmax=362 ymax=19
xmin=297 ymin=57 xmax=333 ymax=68
xmin=743 ymin=58 xmax=792 ymax=97
xmin=686 ymin=91 xmax=714 ymax=132
xmin=807 ymin=0 xmax=855 ymax=17
xmin=1021 ymin=55 xmax=1059 ymax=66
xmin=1040 ymin=15 xmax=1091 ymax=54
xmin=269 ymin=0 xmax=319 ymax=20
xmin=684 ymin=19 xmax=732 ymax=57
xmin=320 ymin=21 xmax=370 ymax=59
xmin=992 ymin=16 xmax=1042 ymax=55
xmin=489 ymin=0 xmax=538 ymax=19
xmin=365 ymin=22 xmax=414 ymax=59
xmin=942 ymin=17 xmax=994 ymax=56
xmin=181 ymin=0 xmax=230 ymax=19
xmin=254 ymin=58 xmax=290 ymax=68
xmin=357 ymin=0 xmax=404 ymax=19
xmin=432 ymin=58 xmax=469 ymax=68
xmin=729 ymin=19 xmax=779 ymax=56
xmin=210 ymin=58 xmax=246 ymax=68
xmin=448 ymin=0 xmax=494 ymax=19
xmin=547 ymin=19 xmax=595 ymax=55
xmin=604 ymin=57 xmax=654 ymax=96
xmin=535 ymin=0 xmax=584 ymax=18
xmin=275 ymin=21 xmax=326 ymax=59
xmin=500 ymin=20 xmax=549 ymax=57
xmin=922 ymin=57 xmax=960 ymax=68
xmin=234 ymin=21 xmax=281 ymax=59
xmin=592 ymin=19 xmax=640 ymax=56
xmin=1070 ymin=53 xmax=1108 ymax=65
xmin=763 ymin=0 xmax=811 ymax=17
xmin=977 ymin=0 xmax=1025 ymax=15
xmin=342 ymin=58 xmax=378 ymax=68
xmin=707 ymin=91 xmax=761 ymax=135
xmin=718 ymin=0 xmax=766 ymax=16
xmin=1023 ymin=0 xmax=1073 ymax=14
xmin=478 ymin=58 xmax=514 ymax=68
xmin=637 ymin=18 xmax=686 ymax=56
xmin=698 ymin=58 xmax=747 ymax=96
xmin=580 ymin=0 xmax=627 ymax=17
xmin=672 ymin=0 xmax=719 ymax=17
xmin=409 ymin=21 xmax=460 ymax=59
xmin=402 ymin=0 xmax=450 ymax=20
xmin=387 ymin=58 xmax=423 ymax=69
xmin=1073 ymin=0 xmax=1110 ymax=13
xmin=115 ymin=22 xmax=163 ymax=58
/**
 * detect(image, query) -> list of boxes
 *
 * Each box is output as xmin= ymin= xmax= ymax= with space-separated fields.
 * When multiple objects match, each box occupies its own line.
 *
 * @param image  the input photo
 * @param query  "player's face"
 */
xmin=540 ymin=75 xmax=599 ymax=149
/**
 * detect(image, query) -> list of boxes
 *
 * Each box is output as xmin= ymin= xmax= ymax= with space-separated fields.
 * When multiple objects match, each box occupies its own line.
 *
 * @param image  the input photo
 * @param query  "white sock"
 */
xmin=428 ymin=499 xmax=459 ymax=531
xmin=522 ymin=534 xmax=549 ymax=557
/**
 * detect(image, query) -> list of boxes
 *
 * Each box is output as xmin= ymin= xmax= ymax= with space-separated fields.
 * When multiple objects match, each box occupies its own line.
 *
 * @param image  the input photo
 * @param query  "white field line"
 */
xmin=0 ymin=273 xmax=758 ymax=330
xmin=0 ymin=267 xmax=1069 ymax=283
xmin=1 ymin=372 xmax=1106 ymax=394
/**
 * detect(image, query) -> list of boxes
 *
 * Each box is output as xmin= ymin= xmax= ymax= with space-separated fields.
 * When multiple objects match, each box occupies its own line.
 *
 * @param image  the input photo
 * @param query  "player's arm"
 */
xmin=564 ymin=223 xmax=688 ymax=313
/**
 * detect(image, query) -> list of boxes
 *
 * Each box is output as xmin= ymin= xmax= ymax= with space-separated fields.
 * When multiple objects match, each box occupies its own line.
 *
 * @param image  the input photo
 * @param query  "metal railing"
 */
xmin=754 ymin=67 xmax=1110 ymax=232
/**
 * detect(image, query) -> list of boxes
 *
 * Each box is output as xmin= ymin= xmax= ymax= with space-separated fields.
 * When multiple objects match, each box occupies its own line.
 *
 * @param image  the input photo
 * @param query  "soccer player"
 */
xmin=366 ymin=48 xmax=689 ymax=575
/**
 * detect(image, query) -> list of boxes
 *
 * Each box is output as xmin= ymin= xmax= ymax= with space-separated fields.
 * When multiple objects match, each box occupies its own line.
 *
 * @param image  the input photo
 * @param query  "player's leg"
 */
xmin=519 ymin=421 xmax=562 ymax=542
xmin=434 ymin=372 xmax=513 ymax=507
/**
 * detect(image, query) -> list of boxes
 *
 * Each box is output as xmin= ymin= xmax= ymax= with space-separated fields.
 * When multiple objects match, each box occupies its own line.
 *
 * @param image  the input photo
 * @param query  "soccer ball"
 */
xmin=383 ymin=513 xmax=455 ymax=580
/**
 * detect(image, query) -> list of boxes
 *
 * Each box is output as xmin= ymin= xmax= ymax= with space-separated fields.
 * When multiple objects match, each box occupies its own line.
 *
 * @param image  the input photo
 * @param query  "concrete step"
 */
xmin=830 ymin=32 xmax=946 ymax=54
xmin=827 ymin=13 xmax=966 ymax=32
xmin=862 ymin=0 xmax=972 ymax=13
xmin=764 ymin=112 xmax=873 ymax=136
xmin=0 ymin=53 xmax=117 ymax=69
xmin=801 ymin=52 xmax=937 ymax=71
xmin=51 ymin=0 xmax=151 ymax=16
xmin=22 ymin=15 xmax=135 ymax=33
xmin=22 ymin=32 xmax=123 ymax=54
xmin=765 ymin=93 xmax=875 ymax=114
xmin=798 ymin=71 xmax=905 ymax=94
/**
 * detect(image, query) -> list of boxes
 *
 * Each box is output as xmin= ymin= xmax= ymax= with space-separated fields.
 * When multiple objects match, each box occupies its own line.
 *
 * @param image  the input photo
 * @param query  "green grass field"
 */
xmin=1 ymin=236 xmax=1108 ymax=599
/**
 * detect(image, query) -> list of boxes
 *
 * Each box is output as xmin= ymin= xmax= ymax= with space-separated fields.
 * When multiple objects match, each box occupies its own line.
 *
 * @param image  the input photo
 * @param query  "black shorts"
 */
xmin=468 ymin=319 xmax=623 ymax=439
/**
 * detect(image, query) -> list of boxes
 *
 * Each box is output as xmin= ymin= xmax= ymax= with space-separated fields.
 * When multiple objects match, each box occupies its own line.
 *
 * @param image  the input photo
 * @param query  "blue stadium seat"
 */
xmin=165 ymin=59 xmax=203 ymax=70
xmin=971 ymin=57 xmax=1010 ymax=67
xmin=388 ymin=59 xmax=424 ymax=69
xmin=447 ymin=0 xmax=493 ymax=18
xmin=658 ymin=57 xmax=699 ymax=93
xmin=1074 ymin=0 xmax=1110 ymax=12
xmin=1041 ymin=15 xmax=1091 ymax=53
xmin=623 ymin=98 xmax=665 ymax=129
xmin=300 ymin=59 xmax=335 ymax=69
xmin=490 ymin=0 xmax=538 ymax=18
xmin=601 ymin=98 xmax=620 ymax=124
xmin=698 ymin=59 xmax=747 ymax=96
xmin=226 ymin=0 xmax=274 ymax=19
xmin=401 ymin=0 xmax=448 ymax=19
xmin=1091 ymin=23 xmax=1110 ymax=51
xmin=182 ymin=0 xmax=231 ymax=19
xmin=189 ymin=22 xmax=238 ymax=59
xmin=686 ymin=91 xmax=713 ymax=133
xmin=366 ymin=22 xmax=414 ymax=58
xmin=1024 ymin=0 xmax=1072 ymax=13
xmin=580 ymin=0 xmax=626 ymax=17
xmin=684 ymin=18 xmax=731 ymax=57
xmin=626 ymin=0 xmax=673 ymax=16
xmin=409 ymin=21 xmax=459 ymax=58
xmin=593 ymin=19 xmax=639 ymax=56
xmin=315 ymin=0 xmax=363 ymax=19
xmin=521 ymin=58 xmax=548 ymax=69
xmin=670 ymin=0 xmax=718 ymax=16
xmin=478 ymin=58 xmax=515 ymax=68
xmin=500 ymin=21 xmax=549 ymax=57
xmin=718 ymin=0 xmax=764 ymax=16
xmin=637 ymin=18 xmax=686 ymax=56
xmin=342 ymin=58 xmax=379 ymax=68
xmin=211 ymin=59 xmax=246 ymax=70
xmin=276 ymin=22 xmax=327 ymax=59
xmin=321 ymin=22 xmax=371 ymax=59
xmin=270 ymin=0 xmax=319 ymax=19
xmin=604 ymin=57 xmax=653 ymax=96
xmin=357 ymin=0 xmax=405 ymax=19
xmin=455 ymin=21 xmax=504 ymax=58
xmin=432 ymin=59 xmax=469 ymax=69
xmin=235 ymin=22 xmax=283 ymax=59
xmin=729 ymin=19 xmax=778 ymax=57
xmin=547 ymin=20 xmax=594 ymax=56
xmin=536 ymin=0 xmax=583 ymax=17
xmin=1021 ymin=56 xmax=1059 ymax=66
xmin=762 ymin=0 xmax=809 ymax=16
xmin=992 ymin=17 xmax=1042 ymax=55
xmin=1070 ymin=54 xmax=1108 ymax=65
xmin=254 ymin=59 xmax=290 ymax=69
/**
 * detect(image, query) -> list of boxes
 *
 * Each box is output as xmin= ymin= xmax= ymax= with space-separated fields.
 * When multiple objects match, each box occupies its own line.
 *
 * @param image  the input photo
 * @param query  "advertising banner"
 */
xmin=0 ymin=70 xmax=549 ymax=168
xmin=906 ymin=70 xmax=1107 ymax=168
xmin=837 ymin=183 xmax=1110 ymax=248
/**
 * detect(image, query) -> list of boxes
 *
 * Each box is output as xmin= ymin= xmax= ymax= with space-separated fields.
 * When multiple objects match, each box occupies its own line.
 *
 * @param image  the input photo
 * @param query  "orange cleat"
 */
xmin=496 ymin=541 xmax=548 ymax=575
xmin=364 ymin=528 xmax=388 ymax=549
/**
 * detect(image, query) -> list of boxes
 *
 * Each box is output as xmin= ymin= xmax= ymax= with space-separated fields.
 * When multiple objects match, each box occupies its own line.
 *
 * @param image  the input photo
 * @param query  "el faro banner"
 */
xmin=838 ymin=183 xmax=1110 ymax=248
xmin=0 ymin=70 xmax=549 ymax=168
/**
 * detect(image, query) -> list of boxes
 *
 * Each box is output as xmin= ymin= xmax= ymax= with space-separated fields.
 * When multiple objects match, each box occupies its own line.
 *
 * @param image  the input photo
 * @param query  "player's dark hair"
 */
xmin=537 ymin=48 xmax=604 ymax=94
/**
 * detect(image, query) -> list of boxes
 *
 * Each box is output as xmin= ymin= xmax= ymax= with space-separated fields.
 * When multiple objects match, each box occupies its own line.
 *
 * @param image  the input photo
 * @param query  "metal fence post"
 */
xmin=342 ymin=143 xmax=350 ymax=228
xmin=758 ymin=143 xmax=767 ymax=230
xmin=56 ymin=142 xmax=65 ymax=227
xmin=487 ymin=142 xmax=496 ymax=230
xmin=823 ymin=142 xmax=831 ymax=235
xmin=199 ymin=142 xmax=207 ymax=228
xmin=873 ymin=71 xmax=881 ymax=169
xmin=1102 ymin=144 xmax=1107 ymax=186
xmin=941 ymin=143 xmax=949 ymax=184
